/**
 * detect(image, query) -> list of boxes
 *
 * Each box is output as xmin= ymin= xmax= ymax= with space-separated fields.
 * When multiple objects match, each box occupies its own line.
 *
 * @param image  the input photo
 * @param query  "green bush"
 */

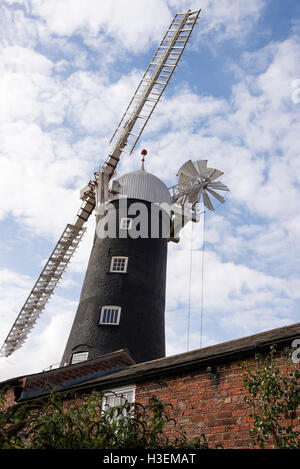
xmin=0 ymin=390 xmax=209 ymax=449
xmin=241 ymin=345 xmax=300 ymax=449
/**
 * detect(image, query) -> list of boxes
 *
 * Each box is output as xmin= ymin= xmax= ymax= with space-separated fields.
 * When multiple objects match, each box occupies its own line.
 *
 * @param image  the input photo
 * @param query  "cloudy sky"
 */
xmin=1 ymin=0 xmax=300 ymax=381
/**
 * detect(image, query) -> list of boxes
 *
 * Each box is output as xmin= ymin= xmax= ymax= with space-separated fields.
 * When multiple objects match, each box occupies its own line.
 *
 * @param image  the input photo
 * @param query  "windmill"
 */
xmin=0 ymin=9 xmax=229 ymax=364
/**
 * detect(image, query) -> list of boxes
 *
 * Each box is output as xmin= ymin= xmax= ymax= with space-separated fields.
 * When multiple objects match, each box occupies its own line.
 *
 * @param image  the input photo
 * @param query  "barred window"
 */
xmin=110 ymin=256 xmax=128 ymax=273
xmin=99 ymin=306 xmax=121 ymax=325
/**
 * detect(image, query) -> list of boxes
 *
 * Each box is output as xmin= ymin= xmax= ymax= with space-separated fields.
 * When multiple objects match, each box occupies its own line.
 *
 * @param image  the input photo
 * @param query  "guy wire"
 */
xmin=200 ymin=210 xmax=206 ymax=348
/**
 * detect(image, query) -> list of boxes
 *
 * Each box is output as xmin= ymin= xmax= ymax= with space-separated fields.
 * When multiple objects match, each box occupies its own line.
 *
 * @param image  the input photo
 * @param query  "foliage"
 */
xmin=0 ymin=389 xmax=209 ymax=449
xmin=241 ymin=345 xmax=300 ymax=449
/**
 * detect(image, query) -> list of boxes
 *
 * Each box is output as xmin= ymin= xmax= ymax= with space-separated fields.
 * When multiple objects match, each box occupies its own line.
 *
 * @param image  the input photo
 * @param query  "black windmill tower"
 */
xmin=0 ymin=9 xmax=229 ymax=366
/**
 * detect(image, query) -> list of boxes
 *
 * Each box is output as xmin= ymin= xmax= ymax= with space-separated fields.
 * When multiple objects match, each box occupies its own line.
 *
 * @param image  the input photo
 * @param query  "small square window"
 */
xmin=71 ymin=351 xmax=89 ymax=364
xmin=110 ymin=256 xmax=128 ymax=273
xmin=99 ymin=306 xmax=121 ymax=325
xmin=120 ymin=218 xmax=132 ymax=230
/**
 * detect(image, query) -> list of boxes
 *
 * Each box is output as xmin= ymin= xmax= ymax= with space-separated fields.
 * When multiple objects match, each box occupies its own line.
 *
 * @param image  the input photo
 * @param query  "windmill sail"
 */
xmin=0 ymin=194 xmax=97 ymax=357
xmin=107 ymin=10 xmax=201 ymax=175
xmin=0 ymin=224 xmax=86 ymax=357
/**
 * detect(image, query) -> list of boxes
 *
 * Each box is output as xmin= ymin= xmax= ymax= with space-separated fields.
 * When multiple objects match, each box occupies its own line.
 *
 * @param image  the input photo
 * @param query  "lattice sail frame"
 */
xmin=105 ymin=9 xmax=200 ymax=177
xmin=0 ymin=10 xmax=201 ymax=357
xmin=0 ymin=225 xmax=86 ymax=357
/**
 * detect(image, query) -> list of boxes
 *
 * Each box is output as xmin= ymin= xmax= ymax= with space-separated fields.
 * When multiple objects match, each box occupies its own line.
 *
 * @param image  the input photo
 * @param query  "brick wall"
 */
xmin=135 ymin=358 xmax=260 ymax=449
xmin=2 ymin=347 xmax=299 ymax=449
xmin=1 ymin=387 xmax=16 ymax=410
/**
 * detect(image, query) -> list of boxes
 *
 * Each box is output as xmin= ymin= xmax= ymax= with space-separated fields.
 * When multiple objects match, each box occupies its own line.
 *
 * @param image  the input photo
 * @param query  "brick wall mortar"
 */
xmin=135 ymin=356 xmax=298 ymax=449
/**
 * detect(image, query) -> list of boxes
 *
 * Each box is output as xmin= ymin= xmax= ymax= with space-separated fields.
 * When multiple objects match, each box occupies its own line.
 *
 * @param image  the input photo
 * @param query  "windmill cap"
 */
xmin=110 ymin=169 xmax=171 ymax=204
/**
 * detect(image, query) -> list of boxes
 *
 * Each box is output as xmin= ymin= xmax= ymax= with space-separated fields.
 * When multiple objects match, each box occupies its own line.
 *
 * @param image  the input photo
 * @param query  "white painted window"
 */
xmin=71 ymin=351 xmax=89 ymax=364
xmin=120 ymin=217 xmax=132 ymax=230
xmin=101 ymin=385 xmax=136 ymax=417
xmin=110 ymin=256 xmax=128 ymax=273
xmin=99 ymin=306 xmax=121 ymax=325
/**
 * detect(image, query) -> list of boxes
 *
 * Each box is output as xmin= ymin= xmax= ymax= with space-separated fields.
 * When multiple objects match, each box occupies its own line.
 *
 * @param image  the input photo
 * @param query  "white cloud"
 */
xmin=145 ymin=87 xmax=229 ymax=135
xmin=30 ymin=0 xmax=172 ymax=53
xmin=29 ymin=0 xmax=265 ymax=52
xmin=65 ymin=69 xmax=142 ymax=135
xmin=166 ymin=241 xmax=299 ymax=348
xmin=167 ymin=243 xmax=297 ymax=313
xmin=0 ymin=5 xmax=41 ymax=49
xmin=170 ymin=0 xmax=265 ymax=43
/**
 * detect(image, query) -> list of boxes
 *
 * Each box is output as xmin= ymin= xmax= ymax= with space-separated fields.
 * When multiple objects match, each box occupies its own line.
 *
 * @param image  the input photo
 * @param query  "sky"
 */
xmin=1 ymin=0 xmax=300 ymax=381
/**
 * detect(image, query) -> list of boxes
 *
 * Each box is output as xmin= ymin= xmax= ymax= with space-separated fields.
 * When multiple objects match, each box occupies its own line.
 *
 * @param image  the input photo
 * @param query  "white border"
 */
xmin=101 ymin=385 xmax=136 ymax=411
xmin=110 ymin=256 xmax=128 ymax=273
xmin=71 ymin=351 xmax=89 ymax=364
xmin=99 ymin=305 xmax=122 ymax=325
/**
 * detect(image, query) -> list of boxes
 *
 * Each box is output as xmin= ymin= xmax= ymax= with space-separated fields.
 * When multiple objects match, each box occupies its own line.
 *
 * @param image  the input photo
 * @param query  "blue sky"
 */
xmin=0 ymin=0 xmax=300 ymax=380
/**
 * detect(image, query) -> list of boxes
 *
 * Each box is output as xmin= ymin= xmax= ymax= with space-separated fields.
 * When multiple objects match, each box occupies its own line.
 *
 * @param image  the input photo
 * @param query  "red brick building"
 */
xmin=1 ymin=322 xmax=300 ymax=449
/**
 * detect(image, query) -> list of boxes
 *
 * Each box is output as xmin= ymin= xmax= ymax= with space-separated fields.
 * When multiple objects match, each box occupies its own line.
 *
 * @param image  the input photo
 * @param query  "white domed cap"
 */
xmin=110 ymin=167 xmax=171 ymax=204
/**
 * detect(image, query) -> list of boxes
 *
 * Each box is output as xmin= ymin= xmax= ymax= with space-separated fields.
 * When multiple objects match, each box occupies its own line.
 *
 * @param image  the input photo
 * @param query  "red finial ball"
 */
xmin=141 ymin=149 xmax=147 ymax=156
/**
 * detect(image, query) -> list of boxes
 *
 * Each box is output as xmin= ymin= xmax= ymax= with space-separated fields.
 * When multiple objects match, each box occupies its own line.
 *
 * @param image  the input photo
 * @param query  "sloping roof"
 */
xmin=2 ymin=322 xmax=300 ymax=401
xmin=66 ymin=321 xmax=300 ymax=393
xmin=18 ymin=349 xmax=135 ymax=400
xmin=110 ymin=168 xmax=172 ymax=204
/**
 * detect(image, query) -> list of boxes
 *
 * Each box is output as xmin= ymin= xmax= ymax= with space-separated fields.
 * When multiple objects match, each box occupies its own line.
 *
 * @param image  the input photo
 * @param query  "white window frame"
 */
xmin=120 ymin=217 xmax=132 ymax=230
xmin=71 ymin=351 xmax=89 ymax=364
xmin=110 ymin=256 xmax=128 ymax=273
xmin=99 ymin=306 xmax=121 ymax=325
xmin=101 ymin=385 xmax=136 ymax=413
